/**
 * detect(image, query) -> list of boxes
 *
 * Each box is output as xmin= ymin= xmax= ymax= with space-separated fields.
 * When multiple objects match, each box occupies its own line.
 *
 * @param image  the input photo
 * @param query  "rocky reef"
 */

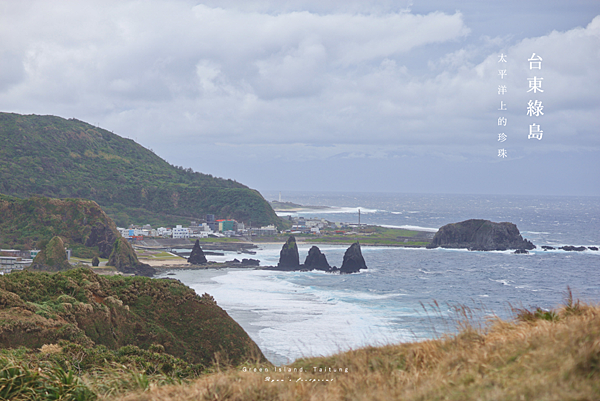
xmin=187 ymin=240 xmax=208 ymax=264
xmin=304 ymin=245 xmax=331 ymax=271
xmin=277 ymin=236 xmax=300 ymax=270
xmin=560 ymin=246 xmax=588 ymax=252
xmin=541 ymin=245 xmax=597 ymax=252
xmin=340 ymin=242 xmax=368 ymax=274
xmin=28 ymin=236 xmax=72 ymax=272
xmin=427 ymin=219 xmax=535 ymax=251
xmin=108 ymin=238 xmax=155 ymax=277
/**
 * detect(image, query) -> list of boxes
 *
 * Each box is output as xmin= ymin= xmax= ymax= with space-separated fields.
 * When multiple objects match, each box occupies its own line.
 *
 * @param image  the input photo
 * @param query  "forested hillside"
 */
xmin=0 ymin=112 xmax=279 ymax=227
xmin=0 ymin=194 xmax=118 ymax=256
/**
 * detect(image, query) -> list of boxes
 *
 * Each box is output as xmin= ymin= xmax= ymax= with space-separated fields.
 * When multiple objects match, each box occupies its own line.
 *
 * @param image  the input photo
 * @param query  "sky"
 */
xmin=1 ymin=0 xmax=599 ymax=197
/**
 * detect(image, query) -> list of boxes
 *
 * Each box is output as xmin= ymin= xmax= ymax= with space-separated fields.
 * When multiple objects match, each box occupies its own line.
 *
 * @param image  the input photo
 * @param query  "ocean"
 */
xmin=156 ymin=192 xmax=600 ymax=366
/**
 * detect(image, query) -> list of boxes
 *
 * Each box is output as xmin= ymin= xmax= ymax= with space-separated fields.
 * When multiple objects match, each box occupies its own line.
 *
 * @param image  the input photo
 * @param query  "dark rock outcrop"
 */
xmin=541 ymin=246 xmax=555 ymax=251
xmin=241 ymin=258 xmax=260 ymax=266
xmin=108 ymin=238 xmax=155 ymax=277
xmin=426 ymin=219 xmax=535 ymax=251
xmin=277 ymin=236 xmax=300 ymax=270
xmin=84 ymin=219 xmax=119 ymax=258
xmin=589 ymin=247 xmax=599 ymax=251
xmin=340 ymin=242 xmax=367 ymax=274
xmin=187 ymin=240 xmax=208 ymax=264
xmin=304 ymin=246 xmax=331 ymax=271
xmin=28 ymin=236 xmax=72 ymax=272
xmin=514 ymin=249 xmax=529 ymax=254
xmin=560 ymin=246 xmax=587 ymax=252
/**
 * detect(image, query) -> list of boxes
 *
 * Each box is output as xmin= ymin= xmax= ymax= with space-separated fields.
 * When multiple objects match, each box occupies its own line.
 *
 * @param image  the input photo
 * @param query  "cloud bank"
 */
xmin=1 ymin=1 xmax=599 ymax=194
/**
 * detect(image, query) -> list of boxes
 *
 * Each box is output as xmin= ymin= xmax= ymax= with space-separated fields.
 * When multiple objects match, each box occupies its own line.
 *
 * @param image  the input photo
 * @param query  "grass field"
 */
xmin=286 ymin=226 xmax=433 ymax=247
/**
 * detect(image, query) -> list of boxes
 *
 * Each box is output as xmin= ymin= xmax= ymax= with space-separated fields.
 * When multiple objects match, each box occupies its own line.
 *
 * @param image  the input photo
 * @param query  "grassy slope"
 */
xmin=0 ymin=268 xmax=264 ymax=368
xmin=0 ymin=112 xmax=280 ymax=228
xmin=112 ymin=299 xmax=600 ymax=401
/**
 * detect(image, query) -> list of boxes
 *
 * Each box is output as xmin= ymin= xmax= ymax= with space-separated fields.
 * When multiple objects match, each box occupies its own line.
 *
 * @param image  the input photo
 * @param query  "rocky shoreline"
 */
xmin=138 ymin=221 xmax=597 ymax=277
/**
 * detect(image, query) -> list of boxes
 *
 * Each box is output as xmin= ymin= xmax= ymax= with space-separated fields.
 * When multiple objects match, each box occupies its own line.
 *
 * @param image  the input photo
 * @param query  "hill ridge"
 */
xmin=0 ymin=112 xmax=280 ymax=228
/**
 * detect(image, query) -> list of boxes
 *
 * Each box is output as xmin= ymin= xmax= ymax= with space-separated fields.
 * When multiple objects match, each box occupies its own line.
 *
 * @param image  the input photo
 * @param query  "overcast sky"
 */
xmin=2 ymin=0 xmax=599 ymax=197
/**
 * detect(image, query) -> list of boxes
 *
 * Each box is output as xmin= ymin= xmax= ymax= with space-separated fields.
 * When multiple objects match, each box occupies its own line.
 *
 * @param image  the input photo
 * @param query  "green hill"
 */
xmin=0 ymin=112 xmax=280 ymax=228
xmin=0 ymin=194 xmax=119 ymax=257
xmin=0 ymin=268 xmax=264 ymax=367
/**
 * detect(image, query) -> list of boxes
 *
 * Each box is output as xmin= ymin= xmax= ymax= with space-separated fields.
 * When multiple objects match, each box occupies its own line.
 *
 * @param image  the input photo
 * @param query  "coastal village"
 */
xmin=116 ymin=213 xmax=361 ymax=240
xmin=0 ymin=211 xmax=375 ymax=273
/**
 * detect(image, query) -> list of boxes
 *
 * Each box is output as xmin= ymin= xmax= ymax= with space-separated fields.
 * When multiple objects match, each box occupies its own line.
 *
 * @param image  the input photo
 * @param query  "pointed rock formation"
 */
xmin=187 ymin=240 xmax=208 ymax=264
xmin=304 ymin=246 xmax=331 ymax=271
xmin=108 ymin=238 xmax=155 ymax=277
xmin=426 ymin=219 xmax=535 ymax=251
xmin=340 ymin=242 xmax=367 ymax=274
xmin=277 ymin=236 xmax=300 ymax=270
xmin=28 ymin=236 xmax=72 ymax=272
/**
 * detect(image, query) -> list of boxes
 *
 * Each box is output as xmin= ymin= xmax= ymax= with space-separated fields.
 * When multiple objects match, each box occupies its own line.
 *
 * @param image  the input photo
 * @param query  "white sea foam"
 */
xmin=186 ymin=269 xmax=415 ymax=365
xmin=276 ymin=206 xmax=380 ymax=217
xmin=489 ymin=278 xmax=512 ymax=286
xmin=379 ymin=224 xmax=438 ymax=232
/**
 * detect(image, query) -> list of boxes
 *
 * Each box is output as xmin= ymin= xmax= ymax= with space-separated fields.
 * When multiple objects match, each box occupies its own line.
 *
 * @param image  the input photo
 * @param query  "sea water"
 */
xmin=157 ymin=192 xmax=600 ymax=365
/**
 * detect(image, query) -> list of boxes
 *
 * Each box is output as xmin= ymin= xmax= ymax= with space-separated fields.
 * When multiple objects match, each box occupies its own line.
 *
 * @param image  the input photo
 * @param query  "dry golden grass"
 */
xmin=110 ymin=300 xmax=600 ymax=401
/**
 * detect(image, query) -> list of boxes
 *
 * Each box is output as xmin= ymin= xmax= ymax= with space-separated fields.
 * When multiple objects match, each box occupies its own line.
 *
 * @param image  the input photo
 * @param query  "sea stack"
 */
xmin=340 ymin=242 xmax=367 ymax=274
xmin=427 ymin=219 xmax=535 ymax=251
xmin=304 ymin=246 xmax=331 ymax=271
xmin=277 ymin=236 xmax=300 ymax=270
xmin=28 ymin=236 xmax=71 ymax=272
xmin=108 ymin=237 xmax=156 ymax=277
xmin=188 ymin=240 xmax=208 ymax=264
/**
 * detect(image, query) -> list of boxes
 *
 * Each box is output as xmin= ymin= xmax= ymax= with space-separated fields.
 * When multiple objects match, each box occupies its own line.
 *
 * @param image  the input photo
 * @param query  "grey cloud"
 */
xmin=0 ymin=1 xmax=599 ymax=195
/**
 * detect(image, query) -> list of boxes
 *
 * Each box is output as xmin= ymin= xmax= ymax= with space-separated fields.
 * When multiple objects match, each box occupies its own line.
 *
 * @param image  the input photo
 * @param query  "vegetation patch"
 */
xmin=0 ymin=268 xmax=264 ymax=368
xmin=0 ymin=193 xmax=119 ymax=258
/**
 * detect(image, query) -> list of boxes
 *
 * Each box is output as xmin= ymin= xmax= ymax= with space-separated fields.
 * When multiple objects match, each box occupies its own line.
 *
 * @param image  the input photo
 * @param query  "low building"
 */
xmin=219 ymin=220 xmax=238 ymax=232
xmin=206 ymin=214 xmax=218 ymax=232
xmin=0 ymin=249 xmax=21 ymax=257
xmin=172 ymin=225 xmax=190 ymax=239
xmin=251 ymin=225 xmax=277 ymax=236
xmin=157 ymin=227 xmax=172 ymax=237
xmin=0 ymin=256 xmax=21 ymax=265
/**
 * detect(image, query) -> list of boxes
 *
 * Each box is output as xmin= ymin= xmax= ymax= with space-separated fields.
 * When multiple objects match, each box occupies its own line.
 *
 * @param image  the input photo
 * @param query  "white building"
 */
xmin=259 ymin=225 xmax=277 ymax=236
xmin=157 ymin=227 xmax=172 ymax=237
xmin=127 ymin=228 xmax=145 ymax=237
xmin=172 ymin=225 xmax=190 ymax=239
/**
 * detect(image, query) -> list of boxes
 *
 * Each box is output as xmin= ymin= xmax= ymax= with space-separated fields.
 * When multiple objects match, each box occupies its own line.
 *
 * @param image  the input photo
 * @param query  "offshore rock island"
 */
xmin=426 ymin=219 xmax=536 ymax=251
